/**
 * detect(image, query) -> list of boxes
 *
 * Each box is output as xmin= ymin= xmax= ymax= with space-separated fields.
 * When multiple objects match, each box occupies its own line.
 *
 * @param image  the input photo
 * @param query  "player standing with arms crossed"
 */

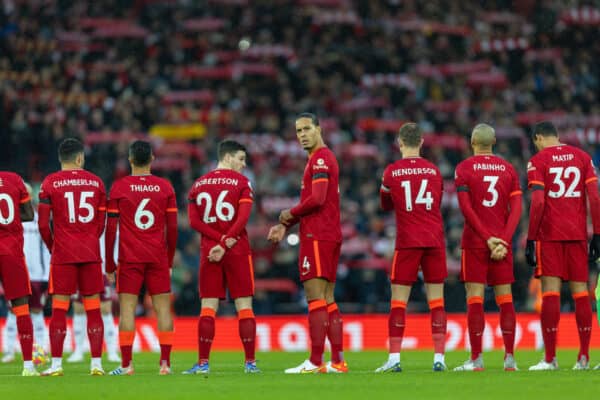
xmin=268 ymin=113 xmax=347 ymax=374
xmin=105 ymin=141 xmax=178 ymax=375
xmin=183 ymin=140 xmax=259 ymax=374
xmin=0 ymin=171 xmax=37 ymax=376
xmin=453 ymin=124 xmax=522 ymax=371
xmin=526 ymin=121 xmax=600 ymax=370
xmin=38 ymin=138 xmax=106 ymax=376
xmin=375 ymin=122 xmax=448 ymax=372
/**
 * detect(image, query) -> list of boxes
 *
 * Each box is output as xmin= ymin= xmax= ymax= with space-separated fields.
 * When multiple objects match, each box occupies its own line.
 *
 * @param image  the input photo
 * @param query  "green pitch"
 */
xmin=1 ymin=350 xmax=598 ymax=399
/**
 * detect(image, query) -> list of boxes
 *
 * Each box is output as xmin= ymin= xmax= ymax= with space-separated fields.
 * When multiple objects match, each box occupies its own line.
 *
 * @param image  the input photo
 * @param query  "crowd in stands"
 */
xmin=1 ymin=0 xmax=600 ymax=315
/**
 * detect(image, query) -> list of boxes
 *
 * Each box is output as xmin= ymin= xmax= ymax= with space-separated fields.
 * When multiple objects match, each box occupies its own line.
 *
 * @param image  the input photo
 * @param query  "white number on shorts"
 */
xmin=482 ymin=175 xmax=499 ymax=207
xmin=548 ymin=166 xmax=581 ymax=198
xmin=64 ymin=191 xmax=95 ymax=223
xmin=196 ymin=190 xmax=235 ymax=223
xmin=400 ymin=180 xmax=433 ymax=211
xmin=134 ymin=198 xmax=155 ymax=230
xmin=0 ymin=193 xmax=15 ymax=225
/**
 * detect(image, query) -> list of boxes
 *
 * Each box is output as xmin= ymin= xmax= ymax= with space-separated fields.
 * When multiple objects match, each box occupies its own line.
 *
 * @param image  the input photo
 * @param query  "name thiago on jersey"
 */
xmin=130 ymin=184 xmax=161 ymax=192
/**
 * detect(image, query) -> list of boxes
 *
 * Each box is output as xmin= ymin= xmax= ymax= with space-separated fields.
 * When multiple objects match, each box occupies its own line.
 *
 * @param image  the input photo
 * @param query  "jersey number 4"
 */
xmin=196 ymin=191 xmax=235 ymax=223
xmin=400 ymin=180 xmax=433 ymax=211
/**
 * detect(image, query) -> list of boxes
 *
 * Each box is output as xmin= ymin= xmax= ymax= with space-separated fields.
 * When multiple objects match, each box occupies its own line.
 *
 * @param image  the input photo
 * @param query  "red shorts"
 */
xmin=117 ymin=262 xmax=171 ymax=296
xmin=73 ymin=276 xmax=113 ymax=302
xmin=0 ymin=255 xmax=31 ymax=300
xmin=390 ymin=247 xmax=447 ymax=285
xmin=29 ymin=281 xmax=48 ymax=309
xmin=49 ymin=262 xmax=104 ymax=296
xmin=298 ymin=240 xmax=341 ymax=283
xmin=535 ymin=240 xmax=588 ymax=282
xmin=460 ymin=248 xmax=514 ymax=286
xmin=199 ymin=248 xmax=254 ymax=299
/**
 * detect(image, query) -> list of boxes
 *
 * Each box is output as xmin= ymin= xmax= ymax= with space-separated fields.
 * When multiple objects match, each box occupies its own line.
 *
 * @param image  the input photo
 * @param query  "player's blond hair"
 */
xmin=471 ymin=123 xmax=495 ymax=147
xmin=398 ymin=123 xmax=422 ymax=147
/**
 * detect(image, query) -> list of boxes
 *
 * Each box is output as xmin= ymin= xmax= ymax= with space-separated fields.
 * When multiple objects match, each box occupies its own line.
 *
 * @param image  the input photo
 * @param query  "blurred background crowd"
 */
xmin=1 ymin=0 xmax=600 ymax=317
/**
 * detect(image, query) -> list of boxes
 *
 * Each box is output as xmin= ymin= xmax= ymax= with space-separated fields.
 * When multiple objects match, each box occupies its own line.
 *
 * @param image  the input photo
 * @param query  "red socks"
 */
xmin=308 ymin=300 xmax=328 ymax=366
xmin=496 ymin=294 xmax=516 ymax=356
xmin=119 ymin=331 xmax=135 ymax=368
xmin=83 ymin=298 xmax=104 ymax=358
xmin=13 ymin=304 xmax=33 ymax=361
xmin=467 ymin=296 xmax=484 ymax=360
xmin=327 ymin=303 xmax=344 ymax=363
xmin=158 ymin=331 xmax=173 ymax=366
xmin=198 ymin=308 xmax=216 ymax=363
xmin=573 ymin=291 xmax=592 ymax=361
xmin=541 ymin=292 xmax=560 ymax=362
xmin=49 ymin=299 xmax=69 ymax=358
xmin=238 ymin=309 xmax=256 ymax=362
xmin=429 ymin=299 xmax=446 ymax=354
xmin=388 ymin=300 xmax=406 ymax=353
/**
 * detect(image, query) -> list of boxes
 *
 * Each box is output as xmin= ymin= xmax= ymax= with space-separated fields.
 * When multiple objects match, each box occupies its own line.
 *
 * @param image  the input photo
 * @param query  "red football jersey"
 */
xmin=188 ymin=169 xmax=253 ymax=250
xmin=108 ymin=175 xmax=177 ymax=263
xmin=39 ymin=169 xmax=106 ymax=264
xmin=381 ymin=157 xmax=444 ymax=248
xmin=527 ymin=144 xmax=597 ymax=241
xmin=0 ymin=172 xmax=30 ymax=257
xmin=455 ymin=155 xmax=522 ymax=248
xmin=297 ymin=147 xmax=342 ymax=242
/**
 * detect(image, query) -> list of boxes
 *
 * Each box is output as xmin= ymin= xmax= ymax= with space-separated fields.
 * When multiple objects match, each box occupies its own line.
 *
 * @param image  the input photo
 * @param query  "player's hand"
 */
xmin=106 ymin=272 xmax=115 ymax=285
xmin=490 ymin=244 xmax=508 ymax=261
xmin=589 ymin=234 xmax=600 ymax=263
xmin=525 ymin=240 xmax=537 ymax=267
xmin=208 ymin=245 xmax=226 ymax=263
xmin=486 ymin=237 xmax=508 ymax=253
xmin=224 ymin=237 xmax=237 ymax=249
xmin=279 ymin=209 xmax=294 ymax=225
xmin=267 ymin=224 xmax=286 ymax=243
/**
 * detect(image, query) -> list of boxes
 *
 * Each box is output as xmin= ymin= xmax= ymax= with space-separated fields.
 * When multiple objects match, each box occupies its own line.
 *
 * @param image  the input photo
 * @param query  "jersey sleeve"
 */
xmin=311 ymin=153 xmax=333 ymax=183
xmin=454 ymin=163 xmax=468 ymax=192
xmin=16 ymin=175 xmax=30 ymax=204
xmin=107 ymin=183 xmax=121 ymax=216
xmin=583 ymin=154 xmax=598 ymax=185
xmin=97 ymin=180 xmax=107 ymax=210
xmin=38 ymin=177 xmax=52 ymax=205
xmin=510 ymin=166 xmax=523 ymax=196
xmin=380 ymin=166 xmax=391 ymax=193
xmin=239 ymin=179 xmax=254 ymax=205
xmin=166 ymin=182 xmax=178 ymax=213
xmin=527 ymin=156 xmax=545 ymax=190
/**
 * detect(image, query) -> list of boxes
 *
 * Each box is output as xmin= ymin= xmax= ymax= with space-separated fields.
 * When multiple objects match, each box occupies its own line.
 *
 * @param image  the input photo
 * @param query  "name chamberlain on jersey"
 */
xmin=50 ymin=179 xmax=100 ymax=188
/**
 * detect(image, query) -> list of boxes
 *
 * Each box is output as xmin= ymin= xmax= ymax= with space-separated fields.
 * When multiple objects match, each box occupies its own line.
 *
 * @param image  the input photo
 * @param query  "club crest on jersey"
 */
xmin=313 ymin=158 xmax=329 ymax=170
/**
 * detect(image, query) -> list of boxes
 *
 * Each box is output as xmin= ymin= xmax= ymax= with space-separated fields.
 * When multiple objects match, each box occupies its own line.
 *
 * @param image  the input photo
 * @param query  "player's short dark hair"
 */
xmin=217 ymin=140 xmax=247 ymax=161
xmin=532 ymin=121 xmax=558 ymax=138
xmin=129 ymin=140 xmax=153 ymax=166
xmin=58 ymin=138 xmax=84 ymax=163
xmin=398 ymin=122 xmax=422 ymax=147
xmin=296 ymin=112 xmax=320 ymax=126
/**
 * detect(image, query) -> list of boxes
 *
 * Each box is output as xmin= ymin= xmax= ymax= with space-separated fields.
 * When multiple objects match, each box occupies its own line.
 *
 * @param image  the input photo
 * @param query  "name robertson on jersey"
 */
xmin=53 ymin=179 xmax=100 ymax=188
xmin=130 ymin=184 xmax=161 ymax=192
xmin=472 ymin=163 xmax=506 ymax=172
xmin=552 ymin=154 xmax=574 ymax=162
xmin=391 ymin=168 xmax=437 ymax=177
xmin=195 ymin=177 xmax=239 ymax=187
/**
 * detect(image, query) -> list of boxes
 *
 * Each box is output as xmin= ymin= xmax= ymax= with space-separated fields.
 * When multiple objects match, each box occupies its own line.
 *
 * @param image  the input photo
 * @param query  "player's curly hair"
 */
xmin=58 ymin=137 xmax=84 ymax=163
xmin=398 ymin=122 xmax=422 ymax=147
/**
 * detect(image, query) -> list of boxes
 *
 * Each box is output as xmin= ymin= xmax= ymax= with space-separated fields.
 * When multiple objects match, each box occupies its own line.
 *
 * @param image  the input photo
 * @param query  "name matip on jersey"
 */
xmin=108 ymin=175 xmax=176 ymax=264
xmin=455 ymin=154 xmax=521 ymax=248
xmin=381 ymin=157 xmax=444 ymax=248
xmin=298 ymin=147 xmax=342 ymax=242
xmin=0 ymin=172 xmax=30 ymax=257
xmin=188 ymin=168 xmax=253 ymax=251
xmin=527 ymin=144 xmax=597 ymax=241
xmin=39 ymin=169 xmax=106 ymax=264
